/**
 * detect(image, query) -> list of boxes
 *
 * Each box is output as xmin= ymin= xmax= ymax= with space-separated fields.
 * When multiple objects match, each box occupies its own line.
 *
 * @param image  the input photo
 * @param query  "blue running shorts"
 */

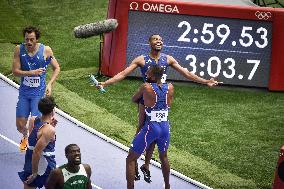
xmin=16 ymin=95 xmax=42 ymax=118
xmin=130 ymin=121 xmax=170 ymax=154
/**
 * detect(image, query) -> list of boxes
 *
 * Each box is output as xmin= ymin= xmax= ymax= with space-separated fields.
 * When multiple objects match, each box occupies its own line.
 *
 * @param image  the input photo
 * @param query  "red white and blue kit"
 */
xmin=131 ymin=83 xmax=170 ymax=154
xmin=140 ymin=53 xmax=169 ymax=83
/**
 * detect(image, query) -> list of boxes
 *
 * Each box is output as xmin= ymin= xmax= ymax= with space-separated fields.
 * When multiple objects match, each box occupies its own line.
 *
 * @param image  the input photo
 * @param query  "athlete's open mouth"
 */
xmin=155 ymin=44 xmax=162 ymax=48
xmin=75 ymin=156 xmax=81 ymax=161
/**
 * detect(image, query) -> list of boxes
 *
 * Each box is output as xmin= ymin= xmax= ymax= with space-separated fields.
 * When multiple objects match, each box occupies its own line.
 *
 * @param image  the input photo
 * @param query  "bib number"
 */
xmin=23 ymin=76 xmax=40 ymax=87
xmin=161 ymin=74 xmax=167 ymax=83
xmin=150 ymin=110 xmax=168 ymax=122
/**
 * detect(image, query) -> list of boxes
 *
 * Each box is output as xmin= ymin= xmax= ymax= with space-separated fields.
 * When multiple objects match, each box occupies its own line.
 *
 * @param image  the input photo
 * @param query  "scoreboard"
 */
xmin=101 ymin=0 xmax=284 ymax=91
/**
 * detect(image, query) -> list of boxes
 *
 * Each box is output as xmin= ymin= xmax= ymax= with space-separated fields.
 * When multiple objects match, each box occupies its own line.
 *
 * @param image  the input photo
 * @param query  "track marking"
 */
xmin=0 ymin=133 xmax=20 ymax=147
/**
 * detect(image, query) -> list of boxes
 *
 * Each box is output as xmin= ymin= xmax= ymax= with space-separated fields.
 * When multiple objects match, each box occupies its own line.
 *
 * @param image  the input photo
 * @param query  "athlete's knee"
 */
xmin=159 ymin=151 xmax=168 ymax=162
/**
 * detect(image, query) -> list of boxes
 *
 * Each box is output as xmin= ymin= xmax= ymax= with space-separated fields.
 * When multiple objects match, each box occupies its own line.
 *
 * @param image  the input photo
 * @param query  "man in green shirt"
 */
xmin=46 ymin=144 xmax=92 ymax=189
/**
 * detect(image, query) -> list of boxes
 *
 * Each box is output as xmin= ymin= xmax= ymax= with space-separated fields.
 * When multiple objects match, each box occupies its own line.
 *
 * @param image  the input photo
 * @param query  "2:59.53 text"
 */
xmin=178 ymin=21 xmax=268 ymax=49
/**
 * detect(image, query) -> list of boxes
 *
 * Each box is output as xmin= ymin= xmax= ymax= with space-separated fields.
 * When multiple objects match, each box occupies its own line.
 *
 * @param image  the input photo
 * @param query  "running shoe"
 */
xmin=140 ymin=165 xmax=152 ymax=183
xmin=19 ymin=136 xmax=28 ymax=152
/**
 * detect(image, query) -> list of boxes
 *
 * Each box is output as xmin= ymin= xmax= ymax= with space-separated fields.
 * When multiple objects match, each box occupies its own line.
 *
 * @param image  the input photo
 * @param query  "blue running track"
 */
xmin=0 ymin=75 xmax=211 ymax=189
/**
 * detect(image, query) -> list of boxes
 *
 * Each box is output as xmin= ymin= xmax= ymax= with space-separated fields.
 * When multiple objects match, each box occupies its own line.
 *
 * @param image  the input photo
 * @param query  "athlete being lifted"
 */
xmin=98 ymin=34 xmax=220 ymax=182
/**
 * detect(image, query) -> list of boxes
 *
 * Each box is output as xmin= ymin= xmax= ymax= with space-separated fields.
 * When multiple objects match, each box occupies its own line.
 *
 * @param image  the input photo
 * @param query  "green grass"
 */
xmin=0 ymin=1 xmax=27 ymax=43
xmin=1 ymin=0 xmax=284 ymax=189
xmin=256 ymin=0 xmax=284 ymax=8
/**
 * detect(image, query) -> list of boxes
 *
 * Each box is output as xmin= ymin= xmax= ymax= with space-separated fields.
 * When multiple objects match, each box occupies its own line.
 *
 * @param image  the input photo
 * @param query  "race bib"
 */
xmin=161 ymin=74 xmax=167 ymax=83
xmin=149 ymin=110 xmax=168 ymax=122
xmin=23 ymin=76 xmax=40 ymax=87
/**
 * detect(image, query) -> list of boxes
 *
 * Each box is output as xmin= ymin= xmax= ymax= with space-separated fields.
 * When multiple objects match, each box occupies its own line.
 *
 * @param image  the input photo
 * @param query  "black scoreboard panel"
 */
xmin=126 ymin=11 xmax=272 ymax=87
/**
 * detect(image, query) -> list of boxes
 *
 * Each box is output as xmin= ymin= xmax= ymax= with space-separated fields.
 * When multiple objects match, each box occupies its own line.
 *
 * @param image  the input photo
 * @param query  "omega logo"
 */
xmin=129 ymin=2 xmax=139 ymax=10
xmin=129 ymin=2 xmax=179 ymax=13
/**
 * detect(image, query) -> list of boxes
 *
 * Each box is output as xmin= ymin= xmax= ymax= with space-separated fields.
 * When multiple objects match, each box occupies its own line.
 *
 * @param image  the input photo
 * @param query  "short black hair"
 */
xmin=65 ymin=144 xmax=79 ymax=155
xmin=23 ymin=26 xmax=41 ymax=39
xmin=38 ymin=96 xmax=56 ymax=115
xmin=148 ymin=65 xmax=164 ymax=80
xmin=148 ymin=34 xmax=161 ymax=42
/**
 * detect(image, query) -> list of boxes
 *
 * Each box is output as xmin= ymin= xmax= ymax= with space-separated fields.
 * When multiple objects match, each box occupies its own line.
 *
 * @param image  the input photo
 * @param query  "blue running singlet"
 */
xmin=131 ymin=83 xmax=170 ymax=154
xmin=18 ymin=117 xmax=56 ymax=188
xmin=140 ymin=53 xmax=169 ymax=83
xmin=19 ymin=43 xmax=52 ymax=98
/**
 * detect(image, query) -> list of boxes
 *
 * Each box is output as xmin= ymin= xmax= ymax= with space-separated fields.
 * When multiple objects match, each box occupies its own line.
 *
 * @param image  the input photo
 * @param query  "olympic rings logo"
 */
xmin=255 ymin=11 xmax=272 ymax=20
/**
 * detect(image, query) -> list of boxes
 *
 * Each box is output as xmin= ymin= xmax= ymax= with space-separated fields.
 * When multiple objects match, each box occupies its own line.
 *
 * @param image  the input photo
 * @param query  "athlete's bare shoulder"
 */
xmin=13 ymin=45 xmax=20 ymax=57
xmin=143 ymin=82 xmax=152 ymax=90
xmin=168 ymin=82 xmax=173 ymax=88
xmin=14 ymin=44 xmax=21 ymax=53
xmin=15 ymin=44 xmax=20 ymax=50
xmin=44 ymin=45 xmax=52 ymax=51
xmin=131 ymin=55 xmax=145 ymax=67
xmin=39 ymin=123 xmax=56 ymax=142
xmin=46 ymin=167 xmax=64 ymax=189
xmin=44 ymin=45 xmax=54 ymax=57
xmin=51 ymin=167 xmax=62 ymax=176
xmin=83 ymin=164 xmax=92 ymax=176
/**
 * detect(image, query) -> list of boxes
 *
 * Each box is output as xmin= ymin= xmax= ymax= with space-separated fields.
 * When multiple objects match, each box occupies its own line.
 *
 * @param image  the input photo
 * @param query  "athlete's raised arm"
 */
xmin=99 ymin=55 xmax=144 ymax=88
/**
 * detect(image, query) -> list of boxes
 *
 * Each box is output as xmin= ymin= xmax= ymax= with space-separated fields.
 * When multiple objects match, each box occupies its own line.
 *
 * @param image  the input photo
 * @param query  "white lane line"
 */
xmin=91 ymin=183 xmax=103 ymax=189
xmin=0 ymin=132 xmax=103 ymax=189
xmin=0 ymin=133 xmax=20 ymax=147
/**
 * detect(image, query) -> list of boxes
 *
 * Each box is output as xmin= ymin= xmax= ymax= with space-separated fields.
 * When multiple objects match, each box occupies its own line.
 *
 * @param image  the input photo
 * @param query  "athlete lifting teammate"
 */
xmin=98 ymin=34 xmax=219 ymax=182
